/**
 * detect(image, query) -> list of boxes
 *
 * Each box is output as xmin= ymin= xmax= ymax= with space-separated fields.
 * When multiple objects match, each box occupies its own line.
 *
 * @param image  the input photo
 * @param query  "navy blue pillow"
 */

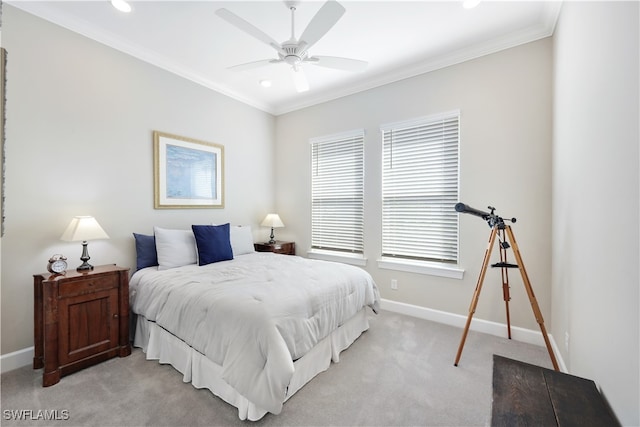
xmin=192 ymin=224 xmax=233 ymax=266
xmin=133 ymin=233 xmax=158 ymax=271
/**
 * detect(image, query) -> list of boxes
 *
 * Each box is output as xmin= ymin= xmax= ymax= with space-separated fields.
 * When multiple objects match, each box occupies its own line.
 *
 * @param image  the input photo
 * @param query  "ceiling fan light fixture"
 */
xmin=111 ymin=0 xmax=132 ymax=13
xmin=284 ymin=55 xmax=302 ymax=66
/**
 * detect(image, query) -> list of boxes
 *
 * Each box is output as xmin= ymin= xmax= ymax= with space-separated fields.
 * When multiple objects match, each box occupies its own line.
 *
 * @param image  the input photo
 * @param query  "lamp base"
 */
xmin=268 ymin=227 xmax=276 ymax=244
xmin=76 ymin=262 xmax=94 ymax=272
xmin=77 ymin=240 xmax=94 ymax=271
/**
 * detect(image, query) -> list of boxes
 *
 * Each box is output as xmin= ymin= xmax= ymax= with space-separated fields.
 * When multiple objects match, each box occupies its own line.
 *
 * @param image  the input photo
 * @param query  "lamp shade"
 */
xmin=60 ymin=216 xmax=109 ymax=242
xmin=260 ymin=213 xmax=284 ymax=228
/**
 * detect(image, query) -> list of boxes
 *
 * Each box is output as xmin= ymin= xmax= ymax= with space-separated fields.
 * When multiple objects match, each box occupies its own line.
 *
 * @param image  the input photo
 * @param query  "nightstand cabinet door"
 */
xmin=33 ymin=265 xmax=131 ymax=387
xmin=58 ymin=286 xmax=119 ymax=366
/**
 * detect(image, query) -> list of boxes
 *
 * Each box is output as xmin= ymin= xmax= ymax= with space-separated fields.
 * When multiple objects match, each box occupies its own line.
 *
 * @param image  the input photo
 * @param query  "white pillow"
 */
xmin=230 ymin=225 xmax=255 ymax=255
xmin=154 ymin=226 xmax=197 ymax=270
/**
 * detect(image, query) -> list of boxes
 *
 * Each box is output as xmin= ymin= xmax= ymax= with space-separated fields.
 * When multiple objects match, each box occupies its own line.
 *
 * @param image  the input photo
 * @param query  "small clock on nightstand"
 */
xmin=47 ymin=254 xmax=68 ymax=275
xmin=254 ymin=241 xmax=295 ymax=255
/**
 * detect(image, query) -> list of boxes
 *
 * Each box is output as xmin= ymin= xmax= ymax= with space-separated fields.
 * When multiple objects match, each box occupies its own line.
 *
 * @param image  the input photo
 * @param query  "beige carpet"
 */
xmin=1 ymin=310 xmax=553 ymax=426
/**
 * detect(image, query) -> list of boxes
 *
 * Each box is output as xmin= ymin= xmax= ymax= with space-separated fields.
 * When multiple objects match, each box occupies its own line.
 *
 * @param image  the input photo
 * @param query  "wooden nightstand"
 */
xmin=33 ymin=264 xmax=131 ymax=386
xmin=254 ymin=241 xmax=296 ymax=255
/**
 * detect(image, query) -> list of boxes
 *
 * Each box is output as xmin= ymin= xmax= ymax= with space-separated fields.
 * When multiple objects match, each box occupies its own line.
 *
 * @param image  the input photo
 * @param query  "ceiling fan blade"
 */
xmin=215 ymin=8 xmax=285 ymax=55
xmin=228 ymin=59 xmax=282 ymax=72
xmin=299 ymin=1 xmax=345 ymax=52
xmin=292 ymin=68 xmax=309 ymax=93
xmin=306 ymin=56 xmax=368 ymax=72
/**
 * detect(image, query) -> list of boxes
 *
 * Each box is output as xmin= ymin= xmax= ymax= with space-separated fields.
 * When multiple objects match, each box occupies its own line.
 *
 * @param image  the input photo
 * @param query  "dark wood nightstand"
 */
xmin=254 ymin=241 xmax=295 ymax=255
xmin=33 ymin=264 xmax=131 ymax=386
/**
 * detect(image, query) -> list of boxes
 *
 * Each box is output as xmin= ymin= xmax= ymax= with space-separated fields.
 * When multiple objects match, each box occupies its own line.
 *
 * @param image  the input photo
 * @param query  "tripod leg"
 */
xmin=454 ymin=227 xmax=498 ymax=367
xmin=505 ymin=226 xmax=560 ymax=371
xmin=499 ymin=228 xmax=512 ymax=339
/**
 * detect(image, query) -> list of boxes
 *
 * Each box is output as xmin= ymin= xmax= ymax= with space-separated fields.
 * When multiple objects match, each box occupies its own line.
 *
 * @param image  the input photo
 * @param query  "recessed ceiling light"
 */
xmin=259 ymin=79 xmax=272 ymax=88
xmin=463 ymin=0 xmax=481 ymax=9
xmin=111 ymin=0 xmax=132 ymax=13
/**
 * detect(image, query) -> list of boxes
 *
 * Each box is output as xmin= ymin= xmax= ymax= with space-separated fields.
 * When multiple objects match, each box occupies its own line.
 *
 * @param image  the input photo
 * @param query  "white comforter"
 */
xmin=129 ymin=252 xmax=379 ymax=414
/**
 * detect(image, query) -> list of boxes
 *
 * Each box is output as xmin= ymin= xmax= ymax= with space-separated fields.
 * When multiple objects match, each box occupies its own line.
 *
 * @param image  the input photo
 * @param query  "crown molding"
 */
xmin=8 ymin=1 xmax=562 ymax=116
xmin=274 ymin=1 xmax=562 ymax=115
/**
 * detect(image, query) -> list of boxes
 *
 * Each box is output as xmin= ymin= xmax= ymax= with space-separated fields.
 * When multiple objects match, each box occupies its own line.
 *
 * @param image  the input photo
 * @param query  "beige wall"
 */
xmin=552 ymin=2 xmax=639 ymax=425
xmin=1 ymin=6 xmax=277 ymax=354
xmin=275 ymin=38 xmax=553 ymax=331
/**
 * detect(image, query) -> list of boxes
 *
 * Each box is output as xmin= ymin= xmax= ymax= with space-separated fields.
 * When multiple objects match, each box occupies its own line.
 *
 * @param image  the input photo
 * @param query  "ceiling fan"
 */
xmin=215 ymin=0 xmax=368 ymax=93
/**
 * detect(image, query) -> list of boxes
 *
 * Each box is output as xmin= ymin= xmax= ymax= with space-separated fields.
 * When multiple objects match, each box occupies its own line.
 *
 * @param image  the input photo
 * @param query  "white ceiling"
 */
xmin=8 ymin=0 xmax=562 ymax=115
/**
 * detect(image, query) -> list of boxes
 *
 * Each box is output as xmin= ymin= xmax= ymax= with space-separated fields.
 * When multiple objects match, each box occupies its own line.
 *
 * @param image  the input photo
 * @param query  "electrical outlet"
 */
xmin=565 ymin=332 xmax=570 ymax=351
xmin=391 ymin=279 xmax=398 ymax=290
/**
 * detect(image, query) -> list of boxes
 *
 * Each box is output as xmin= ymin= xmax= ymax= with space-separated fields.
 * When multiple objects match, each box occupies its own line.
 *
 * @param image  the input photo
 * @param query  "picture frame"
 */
xmin=153 ymin=131 xmax=224 ymax=209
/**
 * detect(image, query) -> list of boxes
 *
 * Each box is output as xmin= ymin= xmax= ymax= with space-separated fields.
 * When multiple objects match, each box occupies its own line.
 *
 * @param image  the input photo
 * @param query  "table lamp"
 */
xmin=261 ymin=213 xmax=284 ymax=244
xmin=60 ymin=216 xmax=110 ymax=271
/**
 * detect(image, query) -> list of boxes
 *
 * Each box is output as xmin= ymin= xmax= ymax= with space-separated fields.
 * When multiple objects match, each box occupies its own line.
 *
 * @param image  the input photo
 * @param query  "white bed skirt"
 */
xmin=133 ymin=309 xmax=370 ymax=421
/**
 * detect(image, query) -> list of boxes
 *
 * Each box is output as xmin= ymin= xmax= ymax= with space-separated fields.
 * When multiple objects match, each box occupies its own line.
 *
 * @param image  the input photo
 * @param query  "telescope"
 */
xmin=455 ymin=202 xmax=516 ymax=228
xmin=452 ymin=202 xmax=559 ymax=371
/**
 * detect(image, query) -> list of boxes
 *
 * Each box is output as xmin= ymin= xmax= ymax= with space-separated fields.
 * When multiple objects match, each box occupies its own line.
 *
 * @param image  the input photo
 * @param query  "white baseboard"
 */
xmin=1 ymin=302 xmax=567 ymax=375
xmin=1 ymin=346 xmax=34 ymax=374
xmin=380 ymin=298 xmax=567 ymax=372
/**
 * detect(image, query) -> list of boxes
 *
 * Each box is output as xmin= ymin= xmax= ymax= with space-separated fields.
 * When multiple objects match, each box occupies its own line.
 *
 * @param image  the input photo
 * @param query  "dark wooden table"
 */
xmin=491 ymin=355 xmax=619 ymax=426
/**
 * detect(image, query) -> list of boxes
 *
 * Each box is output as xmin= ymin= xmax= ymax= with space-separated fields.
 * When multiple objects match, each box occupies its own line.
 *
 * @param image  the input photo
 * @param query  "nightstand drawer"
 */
xmin=58 ymin=276 xmax=117 ymax=298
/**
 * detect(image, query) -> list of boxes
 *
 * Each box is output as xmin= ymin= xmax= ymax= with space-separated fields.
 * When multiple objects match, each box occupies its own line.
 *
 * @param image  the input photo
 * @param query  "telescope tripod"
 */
xmin=453 ymin=224 xmax=559 ymax=371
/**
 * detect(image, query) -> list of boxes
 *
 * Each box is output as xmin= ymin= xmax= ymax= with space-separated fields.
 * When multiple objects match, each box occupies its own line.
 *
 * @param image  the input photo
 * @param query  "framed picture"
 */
xmin=153 ymin=131 xmax=224 ymax=209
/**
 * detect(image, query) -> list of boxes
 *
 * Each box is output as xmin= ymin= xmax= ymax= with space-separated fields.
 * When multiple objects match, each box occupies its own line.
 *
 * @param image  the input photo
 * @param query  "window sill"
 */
xmin=377 ymin=257 xmax=464 ymax=279
xmin=307 ymin=249 xmax=367 ymax=266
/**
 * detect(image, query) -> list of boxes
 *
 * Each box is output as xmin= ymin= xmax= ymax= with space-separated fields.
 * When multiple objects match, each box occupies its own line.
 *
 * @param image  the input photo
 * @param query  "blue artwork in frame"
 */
xmin=165 ymin=144 xmax=217 ymax=200
xmin=154 ymin=131 xmax=224 ymax=209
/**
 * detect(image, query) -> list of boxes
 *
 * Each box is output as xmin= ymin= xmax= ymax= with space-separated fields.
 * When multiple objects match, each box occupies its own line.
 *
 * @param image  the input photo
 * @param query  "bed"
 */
xmin=129 ymin=224 xmax=380 ymax=421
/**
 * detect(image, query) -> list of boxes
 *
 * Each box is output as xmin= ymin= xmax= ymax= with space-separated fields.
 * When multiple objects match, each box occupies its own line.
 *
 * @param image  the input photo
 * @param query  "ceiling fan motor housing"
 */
xmin=281 ymin=43 xmax=307 ymax=66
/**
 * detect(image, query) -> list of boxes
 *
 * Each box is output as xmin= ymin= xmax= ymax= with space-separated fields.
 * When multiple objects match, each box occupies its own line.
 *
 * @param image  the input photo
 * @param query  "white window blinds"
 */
xmin=310 ymin=130 xmax=365 ymax=253
xmin=381 ymin=111 xmax=460 ymax=263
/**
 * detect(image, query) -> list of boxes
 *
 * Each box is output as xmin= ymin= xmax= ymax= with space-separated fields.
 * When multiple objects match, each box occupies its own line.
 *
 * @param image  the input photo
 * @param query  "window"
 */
xmin=380 ymin=111 xmax=460 ymax=264
xmin=310 ymin=129 xmax=364 ymax=255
